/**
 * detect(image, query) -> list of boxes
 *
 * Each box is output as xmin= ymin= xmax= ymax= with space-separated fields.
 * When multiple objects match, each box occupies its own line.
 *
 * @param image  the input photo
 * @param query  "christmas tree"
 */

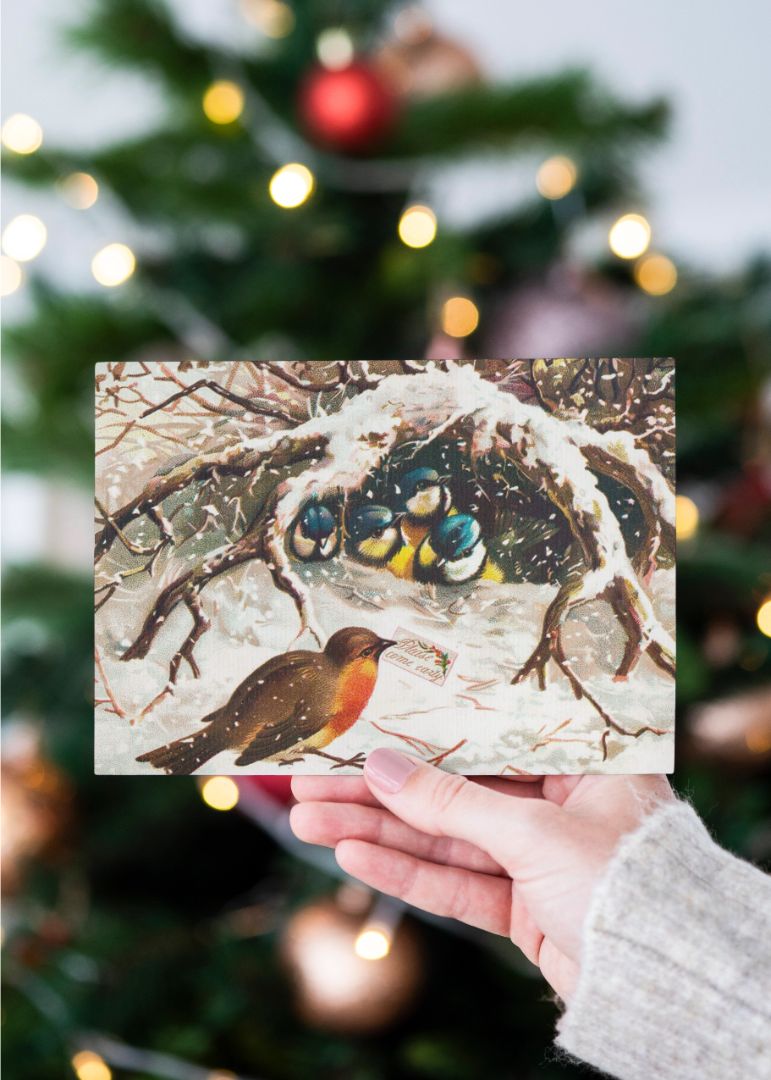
xmin=3 ymin=2 xmax=770 ymax=1078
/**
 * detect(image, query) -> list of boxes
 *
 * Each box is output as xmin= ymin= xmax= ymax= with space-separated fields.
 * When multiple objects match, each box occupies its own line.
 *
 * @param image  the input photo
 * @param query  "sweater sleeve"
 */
xmin=556 ymin=800 xmax=771 ymax=1080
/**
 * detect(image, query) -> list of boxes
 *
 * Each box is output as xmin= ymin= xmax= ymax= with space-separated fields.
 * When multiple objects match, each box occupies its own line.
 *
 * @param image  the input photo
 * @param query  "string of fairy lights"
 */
xmin=3 ymin=29 xmax=679 ymax=326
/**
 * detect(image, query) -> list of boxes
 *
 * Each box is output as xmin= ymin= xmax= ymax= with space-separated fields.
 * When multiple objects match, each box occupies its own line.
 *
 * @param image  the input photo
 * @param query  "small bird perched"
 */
xmin=414 ymin=513 xmax=504 ymax=584
xmin=397 ymin=467 xmax=454 ymax=549
xmin=290 ymin=502 xmax=341 ymax=562
xmin=345 ymin=505 xmax=413 ymax=577
xmin=136 ymin=627 xmax=396 ymax=775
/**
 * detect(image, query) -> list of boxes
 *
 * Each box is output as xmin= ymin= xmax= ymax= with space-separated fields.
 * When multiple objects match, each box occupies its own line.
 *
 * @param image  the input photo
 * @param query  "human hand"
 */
xmin=290 ymin=751 xmax=673 ymax=999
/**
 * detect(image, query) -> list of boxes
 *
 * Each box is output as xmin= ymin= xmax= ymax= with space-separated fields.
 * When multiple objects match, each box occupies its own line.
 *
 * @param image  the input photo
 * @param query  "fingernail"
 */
xmin=365 ymin=748 xmax=417 ymax=794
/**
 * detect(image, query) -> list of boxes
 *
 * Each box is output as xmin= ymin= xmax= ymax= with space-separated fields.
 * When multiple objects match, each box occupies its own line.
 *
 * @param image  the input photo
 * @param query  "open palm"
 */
xmin=291 ymin=757 xmax=672 ymax=999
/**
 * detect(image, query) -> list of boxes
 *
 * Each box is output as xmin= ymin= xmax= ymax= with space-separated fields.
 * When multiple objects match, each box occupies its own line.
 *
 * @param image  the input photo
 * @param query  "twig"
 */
xmin=370 ymin=723 xmax=467 ymax=766
xmin=426 ymin=739 xmax=468 ymax=767
xmin=456 ymin=694 xmax=499 ymax=712
xmin=94 ymin=647 xmax=126 ymax=719
xmin=141 ymin=378 xmax=300 ymax=426
xmin=168 ymin=594 xmax=211 ymax=683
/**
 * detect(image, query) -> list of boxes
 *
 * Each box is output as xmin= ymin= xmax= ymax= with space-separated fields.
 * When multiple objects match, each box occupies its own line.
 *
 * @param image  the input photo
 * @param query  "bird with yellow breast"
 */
xmin=289 ymin=502 xmax=341 ymax=562
xmin=396 ymin=467 xmax=455 ymax=549
xmin=414 ymin=513 xmax=504 ymax=584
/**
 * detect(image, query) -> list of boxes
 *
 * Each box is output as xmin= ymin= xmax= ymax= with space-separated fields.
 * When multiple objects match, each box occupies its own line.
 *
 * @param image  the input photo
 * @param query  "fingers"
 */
xmin=335 ymin=839 xmax=512 ymax=937
xmin=291 ymin=773 xmax=544 ymax=808
xmin=363 ymin=749 xmax=561 ymax=872
xmin=290 ymin=800 xmax=505 ymax=876
xmin=292 ymin=775 xmax=381 ymax=808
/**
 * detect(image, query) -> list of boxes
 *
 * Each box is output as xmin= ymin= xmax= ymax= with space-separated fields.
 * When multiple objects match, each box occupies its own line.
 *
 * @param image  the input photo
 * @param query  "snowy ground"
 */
xmin=96 ymin=556 xmax=675 ymax=776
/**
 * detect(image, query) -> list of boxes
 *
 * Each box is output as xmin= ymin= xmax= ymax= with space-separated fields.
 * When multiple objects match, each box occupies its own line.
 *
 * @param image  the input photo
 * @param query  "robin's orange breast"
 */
xmin=326 ymin=658 xmax=379 ymax=739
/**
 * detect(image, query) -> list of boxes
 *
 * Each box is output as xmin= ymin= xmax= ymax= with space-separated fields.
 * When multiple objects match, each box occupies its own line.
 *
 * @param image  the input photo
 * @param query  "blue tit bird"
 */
xmin=345 ymin=504 xmax=407 ymax=568
xmin=290 ymin=503 xmax=341 ymax=562
xmin=415 ymin=513 xmax=504 ymax=585
xmin=397 ymin=467 xmax=455 ymax=549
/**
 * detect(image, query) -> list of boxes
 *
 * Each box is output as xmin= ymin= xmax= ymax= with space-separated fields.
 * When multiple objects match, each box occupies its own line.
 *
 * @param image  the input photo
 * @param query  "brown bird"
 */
xmin=136 ymin=627 xmax=397 ymax=775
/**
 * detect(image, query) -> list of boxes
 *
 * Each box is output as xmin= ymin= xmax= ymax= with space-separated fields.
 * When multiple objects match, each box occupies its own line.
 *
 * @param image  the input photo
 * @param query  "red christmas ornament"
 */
xmin=298 ymin=62 xmax=398 ymax=153
xmin=239 ymin=774 xmax=294 ymax=806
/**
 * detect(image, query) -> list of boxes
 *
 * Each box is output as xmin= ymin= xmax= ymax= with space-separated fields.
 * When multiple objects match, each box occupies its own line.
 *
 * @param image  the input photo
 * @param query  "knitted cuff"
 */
xmin=556 ymin=800 xmax=771 ymax=1080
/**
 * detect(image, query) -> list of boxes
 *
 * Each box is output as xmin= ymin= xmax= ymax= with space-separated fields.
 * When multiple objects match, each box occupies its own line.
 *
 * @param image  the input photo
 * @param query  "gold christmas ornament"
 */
xmin=280 ymin=894 xmax=423 ymax=1032
xmin=375 ymin=8 xmax=481 ymax=100
xmin=1 ymin=727 xmax=72 ymax=894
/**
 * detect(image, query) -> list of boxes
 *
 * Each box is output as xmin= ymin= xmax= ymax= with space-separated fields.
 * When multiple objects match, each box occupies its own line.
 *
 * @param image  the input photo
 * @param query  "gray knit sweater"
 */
xmin=557 ymin=801 xmax=771 ymax=1080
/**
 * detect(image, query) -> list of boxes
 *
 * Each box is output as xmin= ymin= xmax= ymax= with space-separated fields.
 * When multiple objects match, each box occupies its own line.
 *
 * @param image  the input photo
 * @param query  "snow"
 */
xmin=96 ymin=361 xmax=675 ymax=777
xmin=96 ymin=559 xmax=675 ymax=776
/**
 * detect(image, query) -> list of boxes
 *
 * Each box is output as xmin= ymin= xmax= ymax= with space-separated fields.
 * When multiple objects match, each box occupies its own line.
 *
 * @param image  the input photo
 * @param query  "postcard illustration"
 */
xmin=95 ymin=359 xmax=675 ymax=775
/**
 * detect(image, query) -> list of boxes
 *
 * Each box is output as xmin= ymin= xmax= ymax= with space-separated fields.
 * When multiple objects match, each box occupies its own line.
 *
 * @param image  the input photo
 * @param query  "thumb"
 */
xmin=363 ymin=748 xmax=558 ymax=872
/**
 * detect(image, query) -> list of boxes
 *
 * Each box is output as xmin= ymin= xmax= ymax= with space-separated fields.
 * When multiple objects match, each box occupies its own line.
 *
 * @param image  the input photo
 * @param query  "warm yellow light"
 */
xmin=91 ymin=243 xmax=136 ymax=287
xmin=0 ymin=255 xmax=23 ymax=297
xmin=1 ymin=214 xmax=47 ymax=262
xmin=635 ymin=253 xmax=677 ymax=296
xmin=354 ymin=926 xmax=391 ymax=961
xmin=1 ymin=113 xmax=43 ymax=154
xmin=71 ymin=1050 xmax=112 ymax=1080
xmin=675 ymin=495 xmax=699 ymax=541
xmin=441 ymin=296 xmax=479 ymax=338
xmin=536 ymin=155 xmax=577 ymax=200
xmin=316 ymin=28 xmax=354 ymax=70
xmin=59 ymin=172 xmax=99 ymax=210
xmin=203 ymin=81 xmax=245 ymax=125
xmin=207 ymin=1071 xmax=237 ymax=1080
xmin=269 ymin=162 xmax=315 ymax=208
xmin=609 ymin=213 xmax=651 ymax=259
xmin=398 ymin=205 xmax=437 ymax=249
xmin=756 ymin=598 xmax=771 ymax=639
xmin=240 ymin=0 xmax=295 ymax=38
xmin=200 ymin=776 xmax=240 ymax=812
xmin=745 ymin=726 xmax=771 ymax=754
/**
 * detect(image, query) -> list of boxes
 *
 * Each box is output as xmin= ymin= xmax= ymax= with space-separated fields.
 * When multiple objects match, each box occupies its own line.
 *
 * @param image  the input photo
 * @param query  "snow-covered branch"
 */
xmin=103 ymin=362 xmax=675 ymax=737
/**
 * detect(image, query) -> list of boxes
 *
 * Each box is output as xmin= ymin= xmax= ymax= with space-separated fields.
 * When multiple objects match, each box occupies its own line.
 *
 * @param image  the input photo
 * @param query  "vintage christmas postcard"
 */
xmin=95 ymin=359 xmax=676 ymax=775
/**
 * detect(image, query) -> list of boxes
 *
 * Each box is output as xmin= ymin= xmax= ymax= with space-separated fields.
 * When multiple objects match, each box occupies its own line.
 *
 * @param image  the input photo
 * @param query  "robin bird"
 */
xmin=289 ymin=502 xmax=341 ymax=562
xmin=136 ymin=627 xmax=397 ymax=775
xmin=414 ymin=512 xmax=504 ymax=584
xmin=345 ymin=505 xmax=415 ymax=578
xmin=396 ymin=467 xmax=455 ymax=549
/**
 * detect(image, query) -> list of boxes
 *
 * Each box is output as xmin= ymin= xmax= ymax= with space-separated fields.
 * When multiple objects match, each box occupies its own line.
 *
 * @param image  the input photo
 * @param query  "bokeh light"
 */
xmin=535 ymin=155 xmax=577 ymax=200
xmin=354 ymin=926 xmax=391 ymax=960
xmin=199 ymin=776 xmax=240 ymax=812
xmin=71 ymin=1050 xmax=112 ymax=1080
xmin=91 ymin=243 xmax=136 ymax=287
xmin=441 ymin=296 xmax=479 ymax=337
xmin=240 ymin=0 xmax=295 ymax=38
xmin=269 ymin=163 xmax=315 ymax=208
xmin=0 ymin=255 xmax=23 ymax=297
xmin=635 ymin=252 xmax=677 ymax=295
xmin=609 ymin=213 xmax=651 ymax=259
xmin=1 ymin=214 xmax=47 ymax=262
xmin=59 ymin=172 xmax=99 ymax=210
xmin=202 ymin=81 xmax=245 ymax=125
xmin=398 ymin=205 xmax=437 ymax=249
xmin=1 ymin=113 xmax=43 ymax=154
xmin=675 ymin=495 xmax=699 ymax=541
xmin=317 ymin=28 xmax=355 ymax=70
xmin=756 ymin=598 xmax=771 ymax=639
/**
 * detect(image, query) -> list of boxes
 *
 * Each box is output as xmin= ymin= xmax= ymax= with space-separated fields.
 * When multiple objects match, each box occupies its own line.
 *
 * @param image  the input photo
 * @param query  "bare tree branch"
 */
xmin=140 ymin=378 xmax=302 ymax=425
xmin=101 ymin=362 xmax=675 ymax=739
